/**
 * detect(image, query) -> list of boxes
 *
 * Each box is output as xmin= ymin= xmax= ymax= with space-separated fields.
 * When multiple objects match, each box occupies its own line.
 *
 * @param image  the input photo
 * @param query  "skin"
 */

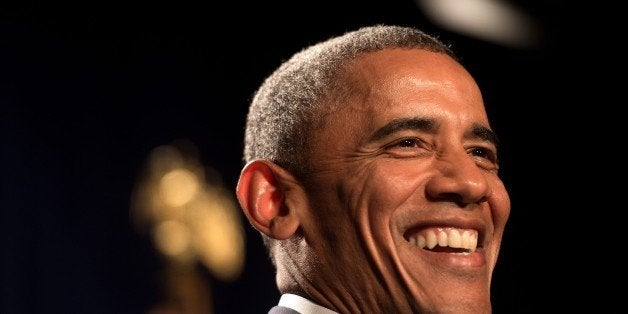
xmin=239 ymin=48 xmax=510 ymax=313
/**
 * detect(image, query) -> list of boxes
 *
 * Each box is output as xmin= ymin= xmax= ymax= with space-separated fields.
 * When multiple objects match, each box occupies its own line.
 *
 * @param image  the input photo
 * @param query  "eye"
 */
xmin=468 ymin=147 xmax=498 ymax=163
xmin=383 ymin=137 xmax=431 ymax=158
xmin=397 ymin=138 xmax=419 ymax=148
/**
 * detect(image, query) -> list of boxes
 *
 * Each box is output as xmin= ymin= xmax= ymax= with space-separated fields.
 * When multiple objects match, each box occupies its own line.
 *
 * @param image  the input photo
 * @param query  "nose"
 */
xmin=425 ymin=150 xmax=491 ymax=205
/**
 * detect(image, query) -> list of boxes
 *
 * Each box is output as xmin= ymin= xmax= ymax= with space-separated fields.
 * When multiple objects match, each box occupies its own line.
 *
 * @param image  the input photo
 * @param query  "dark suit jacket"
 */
xmin=268 ymin=305 xmax=301 ymax=314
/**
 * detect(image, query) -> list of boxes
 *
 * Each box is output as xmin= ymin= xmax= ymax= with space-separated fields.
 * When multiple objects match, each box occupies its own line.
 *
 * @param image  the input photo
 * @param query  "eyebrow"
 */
xmin=368 ymin=118 xmax=499 ymax=147
xmin=369 ymin=117 xmax=438 ymax=142
xmin=467 ymin=123 xmax=500 ymax=147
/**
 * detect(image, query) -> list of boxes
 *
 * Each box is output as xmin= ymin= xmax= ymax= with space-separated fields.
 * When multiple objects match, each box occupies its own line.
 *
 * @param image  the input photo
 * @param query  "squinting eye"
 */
xmin=383 ymin=137 xmax=430 ymax=158
xmin=469 ymin=147 xmax=496 ymax=162
xmin=398 ymin=138 xmax=419 ymax=148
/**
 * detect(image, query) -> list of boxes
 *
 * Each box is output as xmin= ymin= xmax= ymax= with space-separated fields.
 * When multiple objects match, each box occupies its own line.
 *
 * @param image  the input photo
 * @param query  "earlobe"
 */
xmin=236 ymin=160 xmax=300 ymax=240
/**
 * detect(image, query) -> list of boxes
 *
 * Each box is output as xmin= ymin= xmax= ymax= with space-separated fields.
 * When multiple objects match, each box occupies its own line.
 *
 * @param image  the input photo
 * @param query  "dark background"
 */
xmin=1 ymin=1 xmax=610 ymax=313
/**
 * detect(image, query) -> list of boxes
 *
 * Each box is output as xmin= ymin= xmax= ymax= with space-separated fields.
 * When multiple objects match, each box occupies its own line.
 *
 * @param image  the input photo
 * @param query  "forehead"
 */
xmin=338 ymin=48 xmax=488 ymax=125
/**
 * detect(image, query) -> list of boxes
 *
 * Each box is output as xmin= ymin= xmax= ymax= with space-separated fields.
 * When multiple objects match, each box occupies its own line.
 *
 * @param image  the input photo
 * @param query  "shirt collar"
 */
xmin=278 ymin=293 xmax=338 ymax=314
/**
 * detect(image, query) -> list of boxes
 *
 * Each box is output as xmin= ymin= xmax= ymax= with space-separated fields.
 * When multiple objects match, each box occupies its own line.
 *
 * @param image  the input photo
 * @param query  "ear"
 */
xmin=236 ymin=160 xmax=300 ymax=240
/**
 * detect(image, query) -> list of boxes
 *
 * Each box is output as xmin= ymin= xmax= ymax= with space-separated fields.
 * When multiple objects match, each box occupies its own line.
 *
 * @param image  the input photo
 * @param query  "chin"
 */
xmin=387 ymin=228 xmax=494 ymax=313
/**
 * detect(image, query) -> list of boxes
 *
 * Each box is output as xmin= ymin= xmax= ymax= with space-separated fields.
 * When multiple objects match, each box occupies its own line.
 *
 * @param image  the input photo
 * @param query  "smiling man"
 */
xmin=236 ymin=25 xmax=510 ymax=313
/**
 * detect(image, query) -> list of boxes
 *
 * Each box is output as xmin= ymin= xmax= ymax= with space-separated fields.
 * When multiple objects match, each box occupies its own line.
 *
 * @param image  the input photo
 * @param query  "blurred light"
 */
xmin=154 ymin=220 xmax=192 ymax=258
xmin=130 ymin=141 xmax=246 ymax=284
xmin=191 ymin=192 xmax=245 ymax=281
xmin=160 ymin=168 xmax=200 ymax=207
xmin=416 ymin=0 xmax=540 ymax=49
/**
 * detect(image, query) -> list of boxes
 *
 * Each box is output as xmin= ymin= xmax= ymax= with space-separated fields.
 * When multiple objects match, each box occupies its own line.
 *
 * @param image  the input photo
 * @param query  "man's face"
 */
xmin=297 ymin=49 xmax=510 ymax=313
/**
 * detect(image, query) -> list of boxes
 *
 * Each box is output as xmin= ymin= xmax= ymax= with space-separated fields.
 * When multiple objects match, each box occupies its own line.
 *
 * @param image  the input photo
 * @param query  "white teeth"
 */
xmin=437 ymin=230 xmax=447 ymax=246
xmin=408 ymin=228 xmax=478 ymax=253
xmin=426 ymin=232 xmax=438 ymax=249
xmin=448 ymin=229 xmax=462 ymax=248
xmin=417 ymin=235 xmax=426 ymax=248
xmin=461 ymin=230 xmax=471 ymax=248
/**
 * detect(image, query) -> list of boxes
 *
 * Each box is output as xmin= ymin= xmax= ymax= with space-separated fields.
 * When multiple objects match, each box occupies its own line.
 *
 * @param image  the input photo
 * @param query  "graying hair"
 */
xmin=244 ymin=25 xmax=454 ymax=177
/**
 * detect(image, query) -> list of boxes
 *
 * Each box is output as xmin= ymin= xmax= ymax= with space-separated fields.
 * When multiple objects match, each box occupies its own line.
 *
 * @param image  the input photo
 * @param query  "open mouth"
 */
xmin=404 ymin=227 xmax=479 ymax=254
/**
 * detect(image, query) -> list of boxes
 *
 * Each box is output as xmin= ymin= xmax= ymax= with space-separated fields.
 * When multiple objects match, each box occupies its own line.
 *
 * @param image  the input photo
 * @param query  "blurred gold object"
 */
xmin=131 ymin=140 xmax=246 ymax=313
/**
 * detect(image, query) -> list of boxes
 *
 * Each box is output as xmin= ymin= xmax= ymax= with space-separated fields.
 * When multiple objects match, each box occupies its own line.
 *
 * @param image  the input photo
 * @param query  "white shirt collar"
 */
xmin=278 ymin=293 xmax=338 ymax=314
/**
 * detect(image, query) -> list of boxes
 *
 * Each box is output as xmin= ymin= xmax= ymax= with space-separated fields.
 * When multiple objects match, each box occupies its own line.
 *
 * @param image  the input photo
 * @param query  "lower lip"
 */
xmin=417 ymin=247 xmax=487 ymax=268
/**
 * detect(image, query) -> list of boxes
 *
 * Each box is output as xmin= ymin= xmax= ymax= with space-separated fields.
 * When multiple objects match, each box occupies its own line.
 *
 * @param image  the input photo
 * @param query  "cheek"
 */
xmin=488 ymin=178 xmax=511 ymax=231
xmin=357 ymin=161 xmax=431 ymax=221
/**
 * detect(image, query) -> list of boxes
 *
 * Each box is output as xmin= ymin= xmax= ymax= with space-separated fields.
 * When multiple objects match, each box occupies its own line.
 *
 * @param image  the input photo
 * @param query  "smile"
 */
xmin=405 ymin=227 xmax=478 ymax=253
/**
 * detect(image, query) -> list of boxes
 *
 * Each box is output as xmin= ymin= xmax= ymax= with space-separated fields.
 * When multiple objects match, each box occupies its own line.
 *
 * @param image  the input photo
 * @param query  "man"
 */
xmin=236 ymin=25 xmax=510 ymax=313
